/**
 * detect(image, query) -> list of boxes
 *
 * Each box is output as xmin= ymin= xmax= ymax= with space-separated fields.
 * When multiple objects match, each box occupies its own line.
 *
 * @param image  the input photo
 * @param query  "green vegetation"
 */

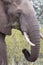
xmin=5 ymin=29 xmax=43 ymax=65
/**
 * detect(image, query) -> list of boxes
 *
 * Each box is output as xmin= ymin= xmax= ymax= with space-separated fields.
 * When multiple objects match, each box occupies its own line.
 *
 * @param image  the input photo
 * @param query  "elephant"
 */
xmin=0 ymin=0 xmax=43 ymax=64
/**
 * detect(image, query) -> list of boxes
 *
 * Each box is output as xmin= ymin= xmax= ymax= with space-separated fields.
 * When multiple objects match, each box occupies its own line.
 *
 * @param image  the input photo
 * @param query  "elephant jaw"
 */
xmin=40 ymin=33 xmax=43 ymax=39
xmin=23 ymin=32 xmax=35 ymax=46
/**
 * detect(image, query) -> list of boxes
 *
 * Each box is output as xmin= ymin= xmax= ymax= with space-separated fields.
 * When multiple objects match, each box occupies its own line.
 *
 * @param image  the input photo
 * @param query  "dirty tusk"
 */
xmin=40 ymin=33 xmax=43 ymax=39
xmin=23 ymin=32 xmax=35 ymax=46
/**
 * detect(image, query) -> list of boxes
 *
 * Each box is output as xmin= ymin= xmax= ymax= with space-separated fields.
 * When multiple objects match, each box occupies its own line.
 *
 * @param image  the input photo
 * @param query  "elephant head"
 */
xmin=4 ymin=0 xmax=43 ymax=62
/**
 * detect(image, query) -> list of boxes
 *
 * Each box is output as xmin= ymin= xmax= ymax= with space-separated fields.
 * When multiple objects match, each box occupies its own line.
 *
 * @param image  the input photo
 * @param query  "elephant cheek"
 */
xmin=8 ymin=5 xmax=17 ymax=15
xmin=20 ymin=14 xmax=29 ymax=33
xmin=20 ymin=24 xmax=28 ymax=33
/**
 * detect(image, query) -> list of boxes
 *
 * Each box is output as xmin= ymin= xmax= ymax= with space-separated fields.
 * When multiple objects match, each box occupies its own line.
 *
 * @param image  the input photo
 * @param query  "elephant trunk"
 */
xmin=22 ymin=29 xmax=40 ymax=62
xmin=21 ymin=16 xmax=40 ymax=62
xmin=22 ymin=25 xmax=40 ymax=62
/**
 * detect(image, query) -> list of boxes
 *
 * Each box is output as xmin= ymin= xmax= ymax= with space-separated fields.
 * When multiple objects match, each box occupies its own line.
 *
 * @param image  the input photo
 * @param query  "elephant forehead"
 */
xmin=18 ymin=0 xmax=36 ymax=15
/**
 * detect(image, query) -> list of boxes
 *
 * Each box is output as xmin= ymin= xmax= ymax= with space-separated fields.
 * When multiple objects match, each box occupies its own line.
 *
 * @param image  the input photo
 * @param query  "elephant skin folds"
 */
xmin=0 ymin=0 xmax=11 ymax=35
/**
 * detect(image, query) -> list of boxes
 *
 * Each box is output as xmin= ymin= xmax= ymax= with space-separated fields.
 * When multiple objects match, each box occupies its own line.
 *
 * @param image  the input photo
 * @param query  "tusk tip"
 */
xmin=31 ymin=44 xmax=35 ymax=46
xmin=29 ymin=42 xmax=35 ymax=46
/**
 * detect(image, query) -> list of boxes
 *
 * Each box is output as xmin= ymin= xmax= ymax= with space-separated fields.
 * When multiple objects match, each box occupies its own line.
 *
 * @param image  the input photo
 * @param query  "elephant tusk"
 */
xmin=23 ymin=32 xmax=35 ymax=46
xmin=39 ymin=25 xmax=43 ymax=39
xmin=40 ymin=33 xmax=43 ymax=39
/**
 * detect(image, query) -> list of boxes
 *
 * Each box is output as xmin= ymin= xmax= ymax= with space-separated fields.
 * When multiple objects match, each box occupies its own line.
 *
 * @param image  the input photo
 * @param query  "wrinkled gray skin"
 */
xmin=0 ymin=0 xmax=40 ymax=64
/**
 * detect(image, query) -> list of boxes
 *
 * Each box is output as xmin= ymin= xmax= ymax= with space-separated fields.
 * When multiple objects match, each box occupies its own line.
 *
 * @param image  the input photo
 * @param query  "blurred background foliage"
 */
xmin=31 ymin=0 xmax=43 ymax=27
xmin=5 ymin=0 xmax=43 ymax=65
xmin=5 ymin=29 xmax=43 ymax=65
